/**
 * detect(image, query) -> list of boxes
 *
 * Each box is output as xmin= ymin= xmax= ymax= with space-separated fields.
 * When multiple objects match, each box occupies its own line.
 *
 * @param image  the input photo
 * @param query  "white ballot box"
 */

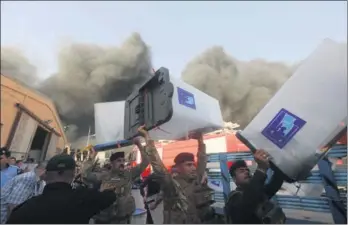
xmin=238 ymin=39 xmax=347 ymax=182
xmin=94 ymin=101 xmax=126 ymax=144
xmin=94 ymin=67 xmax=224 ymax=142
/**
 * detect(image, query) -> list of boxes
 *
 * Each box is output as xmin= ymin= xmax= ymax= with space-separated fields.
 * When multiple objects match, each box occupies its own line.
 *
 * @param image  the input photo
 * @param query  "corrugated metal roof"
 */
xmin=1 ymin=74 xmax=51 ymax=101
xmin=1 ymin=74 xmax=68 ymax=145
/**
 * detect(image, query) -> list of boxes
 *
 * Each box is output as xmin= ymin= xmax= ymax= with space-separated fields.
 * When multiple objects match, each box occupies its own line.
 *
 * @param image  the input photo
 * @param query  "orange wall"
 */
xmin=1 ymin=75 xmax=67 ymax=149
xmin=162 ymin=139 xmax=198 ymax=167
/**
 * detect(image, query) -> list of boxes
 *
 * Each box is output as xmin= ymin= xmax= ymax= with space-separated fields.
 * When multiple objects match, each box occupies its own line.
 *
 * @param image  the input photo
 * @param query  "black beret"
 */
xmin=229 ymin=160 xmax=248 ymax=176
xmin=0 ymin=147 xmax=10 ymax=157
xmin=110 ymin=152 xmax=125 ymax=162
xmin=46 ymin=154 xmax=76 ymax=172
xmin=174 ymin=152 xmax=194 ymax=165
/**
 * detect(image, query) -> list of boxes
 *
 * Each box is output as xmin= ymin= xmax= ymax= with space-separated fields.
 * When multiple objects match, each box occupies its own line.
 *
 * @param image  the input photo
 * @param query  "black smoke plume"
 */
xmin=1 ymin=47 xmax=39 ymax=87
xmin=181 ymin=46 xmax=294 ymax=127
xmin=40 ymin=33 xmax=152 ymax=141
xmin=1 ymin=33 xmax=299 ymax=143
xmin=1 ymin=33 xmax=152 ymax=142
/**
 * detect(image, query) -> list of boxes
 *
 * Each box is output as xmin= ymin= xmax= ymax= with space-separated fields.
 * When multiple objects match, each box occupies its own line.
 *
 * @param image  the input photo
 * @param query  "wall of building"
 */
xmin=1 ymin=75 xmax=67 ymax=150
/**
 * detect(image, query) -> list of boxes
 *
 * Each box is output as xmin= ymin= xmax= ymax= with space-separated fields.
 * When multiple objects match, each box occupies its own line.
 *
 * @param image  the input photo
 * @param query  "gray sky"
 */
xmin=1 ymin=1 xmax=347 ymax=78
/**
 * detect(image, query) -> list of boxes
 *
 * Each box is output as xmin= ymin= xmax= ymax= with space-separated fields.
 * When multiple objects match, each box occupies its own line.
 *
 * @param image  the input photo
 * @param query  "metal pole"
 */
xmin=86 ymin=126 xmax=91 ymax=146
xmin=219 ymin=153 xmax=231 ymax=203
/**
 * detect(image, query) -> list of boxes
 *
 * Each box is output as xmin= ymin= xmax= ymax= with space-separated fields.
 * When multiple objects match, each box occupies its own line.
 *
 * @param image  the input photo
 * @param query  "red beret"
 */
xmin=174 ymin=152 xmax=194 ymax=165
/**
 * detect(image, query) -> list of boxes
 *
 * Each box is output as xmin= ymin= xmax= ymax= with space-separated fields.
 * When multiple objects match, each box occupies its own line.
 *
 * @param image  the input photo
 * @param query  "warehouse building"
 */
xmin=1 ymin=74 xmax=68 ymax=162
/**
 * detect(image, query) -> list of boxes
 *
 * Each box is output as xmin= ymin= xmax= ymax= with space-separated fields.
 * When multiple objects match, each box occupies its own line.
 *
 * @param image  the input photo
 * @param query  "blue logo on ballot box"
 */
xmin=177 ymin=87 xmax=196 ymax=110
xmin=262 ymin=108 xmax=306 ymax=149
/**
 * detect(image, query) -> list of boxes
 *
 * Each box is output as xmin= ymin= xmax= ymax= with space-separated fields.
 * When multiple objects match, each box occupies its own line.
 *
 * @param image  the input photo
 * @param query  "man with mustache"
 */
xmin=225 ymin=150 xmax=286 ymax=224
xmin=81 ymin=139 xmax=149 ymax=224
xmin=138 ymin=127 xmax=216 ymax=224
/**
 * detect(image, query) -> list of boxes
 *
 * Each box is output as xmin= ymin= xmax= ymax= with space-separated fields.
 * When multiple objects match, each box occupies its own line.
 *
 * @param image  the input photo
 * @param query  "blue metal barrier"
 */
xmin=209 ymin=170 xmax=347 ymax=186
xmin=317 ymin=157 xmax=347 ymax=224
xmin=219 ymin=154 xmax=231 ymax=202
xmin=208 ymin=145 xmax=347 ymax=224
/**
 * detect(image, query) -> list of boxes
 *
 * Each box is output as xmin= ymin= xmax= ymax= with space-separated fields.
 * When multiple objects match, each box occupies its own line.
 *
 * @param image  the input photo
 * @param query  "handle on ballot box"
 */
xmin=235 ymin=131 xmax=257 ymax=153
xmin=124 ymin=67 xmax=174 ymax=140
xmin=93 ymin=140 xmax=133 ymax=152
xmin=235 ymin=131 xmax=290 ymax=182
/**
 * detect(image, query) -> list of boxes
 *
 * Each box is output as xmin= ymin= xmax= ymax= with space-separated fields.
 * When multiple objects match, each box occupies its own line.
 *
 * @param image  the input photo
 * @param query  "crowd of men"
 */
xmin=0 ymin=126 xmax=286 ymax=224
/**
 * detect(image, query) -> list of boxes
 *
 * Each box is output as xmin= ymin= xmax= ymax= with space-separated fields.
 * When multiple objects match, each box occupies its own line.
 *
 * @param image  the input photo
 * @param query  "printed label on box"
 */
xmin=177 ymin=87 xmax=196 ymax=110
xmin=262 ymin=108 xmax=306 ymax=149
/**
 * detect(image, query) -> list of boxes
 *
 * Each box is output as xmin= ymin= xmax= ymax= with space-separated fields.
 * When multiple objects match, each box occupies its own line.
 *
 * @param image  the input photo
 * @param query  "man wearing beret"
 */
xmin=81 ymin=138 xmax=149 ymax=224
xmin=6 ymin=154 xmax=117 ymax=224
xmin=225 ymin=149 xmax=286 ymax=224
xmin=138 ymin=126 xmax=216 ymax=224
xmin=0 ymin=147 xmax=20 ymax=188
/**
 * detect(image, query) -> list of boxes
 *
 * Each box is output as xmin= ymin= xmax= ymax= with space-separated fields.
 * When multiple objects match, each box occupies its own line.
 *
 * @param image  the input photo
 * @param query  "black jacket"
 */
xmin=7 ymin=182 xmax=116 ymax=224
xmin=225 ymin=169 xmax=284 ymax=224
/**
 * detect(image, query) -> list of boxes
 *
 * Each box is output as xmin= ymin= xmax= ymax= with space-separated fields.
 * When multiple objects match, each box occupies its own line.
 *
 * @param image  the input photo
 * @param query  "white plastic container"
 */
xmin=146 ymin=75 xmax=224 ymax=140
xmin=94 ymin=101 xmax=126 ymax=144
xmin=239 ymin=39 xmax=347 ymax=182
xmin=95 ymin=71 xmax=224 ymax=142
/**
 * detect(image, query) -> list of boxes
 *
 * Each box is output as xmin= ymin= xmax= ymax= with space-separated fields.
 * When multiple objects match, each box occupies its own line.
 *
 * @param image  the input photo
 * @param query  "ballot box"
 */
xmin=237 ymin=39 xmax=347 ymax=182
xmin=94 ymin=67 xmax=223 ymax=142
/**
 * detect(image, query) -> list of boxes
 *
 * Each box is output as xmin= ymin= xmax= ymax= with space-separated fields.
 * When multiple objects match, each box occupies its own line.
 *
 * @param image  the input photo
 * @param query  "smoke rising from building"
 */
xmin=1 ymin=47 xmax=39 ymax=87
xmin=38 ymin=33 xmax=152 ymax=140
xmin=1 ymin=33 xmax=296 ymax=142
xmin=1 ymin=33 xmax=152 ymax=142
xmin=181 ymin=46 xmax=294 ymax=127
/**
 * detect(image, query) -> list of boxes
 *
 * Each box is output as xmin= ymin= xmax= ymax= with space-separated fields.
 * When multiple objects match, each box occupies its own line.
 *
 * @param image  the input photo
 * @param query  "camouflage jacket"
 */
xmin=144 ymin=140 xmax=210 ymax=224
xmin=81 ymin=151 xmax=149 ymax=222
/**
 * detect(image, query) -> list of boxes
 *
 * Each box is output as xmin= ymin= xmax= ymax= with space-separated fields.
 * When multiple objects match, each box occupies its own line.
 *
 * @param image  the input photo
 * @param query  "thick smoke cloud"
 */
xmin=38 ymin=33 xmax=152 ymax=140
xmin=40 ymin=33 xmax=152 ymax=140
xmin=1 ymin=47 xmax=39 ymax=86
xmin=1 ymin=33 xmax=152 ymax=142
xmin=1 ymin=33 xmax=297 ymax=143
xmin=181 ymin=46 xmax=293 ymax=127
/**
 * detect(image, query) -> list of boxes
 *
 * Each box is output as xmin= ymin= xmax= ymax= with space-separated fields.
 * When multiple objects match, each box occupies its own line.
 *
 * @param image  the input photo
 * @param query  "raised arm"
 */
xmin=130 ymin=138 xmax=150 ymax=181
xmin=264 ymin=169 xmax=284 ymax=199
xmin=138 ymin=126 xmax=189 ymax=213
xmin=193 ymin=132 xmax=207 ymax=181
xmin=81 ymin=149 xmax=107 ymax=182
xmin=226 ymin=150 xmax=271 ymax=223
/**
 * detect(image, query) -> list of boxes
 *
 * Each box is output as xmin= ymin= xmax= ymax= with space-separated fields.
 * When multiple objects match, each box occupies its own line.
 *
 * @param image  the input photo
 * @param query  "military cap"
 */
xmin=174 ymin=152 xmax=194 ymax=165
xmin=46 ymin=154 xmax=76 ymax=171
xmin=229 ymin=160 xmax=247 ymax=177
xmin=110 ymin=152 xmax=125 ymax=162
xmin=0 ymin=147 xmax=10 ymax=157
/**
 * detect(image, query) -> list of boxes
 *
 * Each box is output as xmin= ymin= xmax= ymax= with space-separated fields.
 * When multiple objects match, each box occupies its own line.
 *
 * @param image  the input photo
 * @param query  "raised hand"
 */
xmin=254 ymin=149 xmax=270 ymax=170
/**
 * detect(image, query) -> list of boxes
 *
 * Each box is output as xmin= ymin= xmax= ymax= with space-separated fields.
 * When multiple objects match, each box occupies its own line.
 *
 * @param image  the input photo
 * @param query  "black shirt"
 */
xmin=7 ymin=182 xmax=116 ymax=224
xmin=226 ymin=170 xmax=284 ymax=224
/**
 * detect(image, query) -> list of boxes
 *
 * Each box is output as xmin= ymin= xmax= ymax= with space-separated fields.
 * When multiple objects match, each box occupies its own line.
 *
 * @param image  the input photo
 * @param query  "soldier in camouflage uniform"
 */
xmin=138 ymin=127 xmax=216 ymax=224
xmin=81 ymin=139 xmax=149 ymax=224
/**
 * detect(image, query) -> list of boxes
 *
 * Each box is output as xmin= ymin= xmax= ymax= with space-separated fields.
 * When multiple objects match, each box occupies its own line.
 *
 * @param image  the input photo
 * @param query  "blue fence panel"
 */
xmin=209 ymin=170 xmax=347 ymax=186
xmin=208 ymin=144 xmax=347 ymax=224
